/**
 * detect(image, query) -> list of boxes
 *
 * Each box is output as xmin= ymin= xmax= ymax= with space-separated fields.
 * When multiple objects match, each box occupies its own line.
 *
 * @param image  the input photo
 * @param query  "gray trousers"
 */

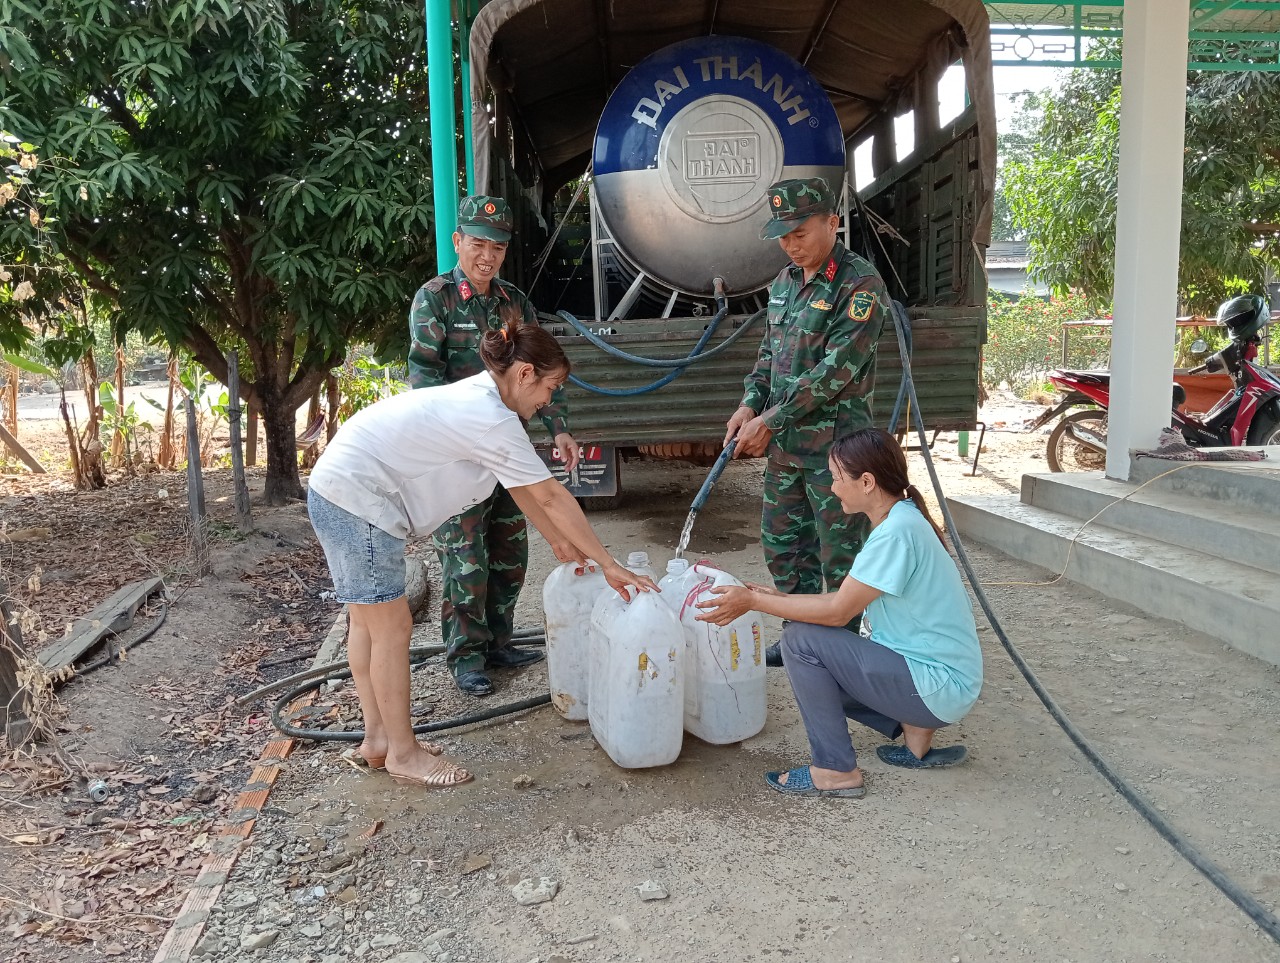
xmin=781 ymin=622 xmax=948 ymax=772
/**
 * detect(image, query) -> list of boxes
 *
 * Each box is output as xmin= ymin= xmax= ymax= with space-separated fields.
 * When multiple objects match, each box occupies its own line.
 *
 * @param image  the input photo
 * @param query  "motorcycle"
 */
xmin=1030 ymin=295 xmax=1280 ymax=472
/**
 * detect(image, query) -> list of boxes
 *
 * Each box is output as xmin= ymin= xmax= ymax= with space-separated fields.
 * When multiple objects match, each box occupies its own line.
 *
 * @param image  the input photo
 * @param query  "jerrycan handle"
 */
xmin=680 ymin=573 xmax=715 ymax=621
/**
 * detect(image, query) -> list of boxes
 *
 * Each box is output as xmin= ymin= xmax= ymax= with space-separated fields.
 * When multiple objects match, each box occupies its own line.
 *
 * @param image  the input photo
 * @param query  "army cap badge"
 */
xmin=457 ymin=195 xmax=513 ymax=242
xmin=760 ymin=177 xmax=838 ymax=240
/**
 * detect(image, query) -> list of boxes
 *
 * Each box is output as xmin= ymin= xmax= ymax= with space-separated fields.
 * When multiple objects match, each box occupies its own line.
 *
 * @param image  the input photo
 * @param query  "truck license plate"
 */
xmin=537 ymin=444 xmax=618 ymax=497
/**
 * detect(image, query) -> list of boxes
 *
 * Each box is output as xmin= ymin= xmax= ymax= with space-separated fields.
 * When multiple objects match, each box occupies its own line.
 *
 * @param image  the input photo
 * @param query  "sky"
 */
xmin=852 ymin=61 xmax=1059 ymax=186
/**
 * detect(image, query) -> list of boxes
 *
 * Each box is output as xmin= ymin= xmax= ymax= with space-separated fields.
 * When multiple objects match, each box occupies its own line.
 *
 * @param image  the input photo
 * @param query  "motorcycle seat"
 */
xmin=1054 ymin=369 xmax=1111 ymax=387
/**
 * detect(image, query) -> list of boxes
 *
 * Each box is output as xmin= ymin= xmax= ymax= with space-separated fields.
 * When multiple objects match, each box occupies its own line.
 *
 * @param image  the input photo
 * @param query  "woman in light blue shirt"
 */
xmin=698 ymin=428 xmax=982 ymax=798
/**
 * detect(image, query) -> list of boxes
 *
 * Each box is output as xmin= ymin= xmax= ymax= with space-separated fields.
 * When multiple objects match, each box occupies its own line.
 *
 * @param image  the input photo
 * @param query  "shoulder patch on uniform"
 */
xmin=848 ymin=290 xmax=877 ymax=322
xmin=809 ymin=299 xmax=833 ymax=311
xmin=424 ymin=275 xmax=450 ymax=294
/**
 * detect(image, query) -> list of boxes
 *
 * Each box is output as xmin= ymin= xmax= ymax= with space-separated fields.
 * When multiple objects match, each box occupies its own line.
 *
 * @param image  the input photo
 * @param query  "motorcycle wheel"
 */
xmin=1047 ymin=410 xmax=1108 ymax=472
xmin=1246 ymin=400 xmax=1280 ymax=446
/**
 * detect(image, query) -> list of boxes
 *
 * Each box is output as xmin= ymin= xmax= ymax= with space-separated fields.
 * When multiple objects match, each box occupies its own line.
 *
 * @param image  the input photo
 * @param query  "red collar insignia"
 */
xmin=824 ymin=258 xmax=837 ymax=282
xmin=458 ymin=279 xmax=473 ymax=300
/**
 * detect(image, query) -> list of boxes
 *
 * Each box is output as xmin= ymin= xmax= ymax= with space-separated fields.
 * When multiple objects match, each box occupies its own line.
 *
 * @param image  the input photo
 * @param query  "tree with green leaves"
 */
xmin=991 ymin=91 xmax=1043 ymax=243
xmin=0 ymin=0 xmax=438 ymax=502
xmin=1006 ymin=63 xmax=1280 ymax=313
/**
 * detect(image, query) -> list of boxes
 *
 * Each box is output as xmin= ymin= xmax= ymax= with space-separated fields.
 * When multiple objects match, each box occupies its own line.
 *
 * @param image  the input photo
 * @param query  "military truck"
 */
xmin=459 ymin=0 xmax=995 ymax=499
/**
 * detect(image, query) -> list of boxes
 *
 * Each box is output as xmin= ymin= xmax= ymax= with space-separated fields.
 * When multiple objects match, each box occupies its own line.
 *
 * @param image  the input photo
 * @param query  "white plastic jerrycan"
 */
xmin=659 ymin=558 xmax=766 ymax=744
xmin=588 ymin=552 xmax=685 ymax=768
xmin=543 ymin=559 xmax=609 ymax=721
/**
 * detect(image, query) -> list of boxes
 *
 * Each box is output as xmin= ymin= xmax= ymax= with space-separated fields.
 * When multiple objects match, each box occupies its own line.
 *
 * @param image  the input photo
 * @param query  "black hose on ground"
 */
xmin=888 ymin=305 xmax=1280 ymax=946
xmin=75 ymin=604 xmax=169 ymax=676
xmin=260 ymin=633 xmax=552 ymax=742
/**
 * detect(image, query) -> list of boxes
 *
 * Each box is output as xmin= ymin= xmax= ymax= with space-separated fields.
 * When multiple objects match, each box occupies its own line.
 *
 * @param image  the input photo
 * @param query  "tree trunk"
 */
xmin=73 ymin=351 xmax=106 ymax=490
xmin=261 ymin=390 xmax=303 ymax=504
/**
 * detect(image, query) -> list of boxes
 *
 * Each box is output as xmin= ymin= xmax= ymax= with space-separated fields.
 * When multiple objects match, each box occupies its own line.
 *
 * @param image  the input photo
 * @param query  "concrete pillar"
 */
xmin=1106 ymin=0 xmax=1191 ymax=480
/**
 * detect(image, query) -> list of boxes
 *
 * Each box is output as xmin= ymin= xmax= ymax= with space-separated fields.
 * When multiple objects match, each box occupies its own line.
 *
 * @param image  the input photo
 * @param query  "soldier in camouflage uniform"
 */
xmin=723 ymin=177 xmax=891 ymax=667
xmin=408 ymin=195 xmax=579 ymax=696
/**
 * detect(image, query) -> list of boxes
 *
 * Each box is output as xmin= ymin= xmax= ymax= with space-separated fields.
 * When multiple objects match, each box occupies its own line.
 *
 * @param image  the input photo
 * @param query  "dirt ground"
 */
xmin=2 ymin=393 xmax=1279 ymax=963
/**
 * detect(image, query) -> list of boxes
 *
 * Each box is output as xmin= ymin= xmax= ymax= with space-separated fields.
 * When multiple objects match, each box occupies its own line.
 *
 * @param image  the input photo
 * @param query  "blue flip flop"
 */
xmin=764 ymin=766 xmax=866 ymax=799
xmin=876 ymin=744 xmax=968 ymax=769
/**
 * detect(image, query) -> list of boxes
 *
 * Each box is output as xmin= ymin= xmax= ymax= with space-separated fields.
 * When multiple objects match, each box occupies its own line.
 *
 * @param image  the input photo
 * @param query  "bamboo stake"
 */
xmin=110 ymin=344 xmax=126 ymax=466
xmin=158 ymin=355 xmax=176 ymax=469
xmin=245 ymin=400 xmax=258 ymax=467
xmin=78 ymin=350 xmax=104 ymax=488
xmin=0 ymin=599 xmax=34 ymax=747
xmin=5 ymin=364 xmax=17 ymax=436
xmin=184 ymin=397 xmax=208 ymax=573
xmin=226 ymin=350 xmax=252 ymax=533
xmin=0 ymin=421 xmax=44 ymax=473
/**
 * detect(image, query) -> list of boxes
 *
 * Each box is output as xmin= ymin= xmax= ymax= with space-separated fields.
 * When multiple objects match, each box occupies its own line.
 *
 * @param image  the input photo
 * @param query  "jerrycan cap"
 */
xmin=626 ymin=551 xmax=650 ymax=568
xmin=666 ymin=558 xmax=690 ymax=575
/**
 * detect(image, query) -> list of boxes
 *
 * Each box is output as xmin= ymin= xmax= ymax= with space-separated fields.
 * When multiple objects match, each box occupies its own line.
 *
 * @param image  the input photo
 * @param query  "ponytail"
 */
xmin=904 ymin=483 xmax=946 ymax=546
xmin=832 ymin=429 xmax=947 ymax=546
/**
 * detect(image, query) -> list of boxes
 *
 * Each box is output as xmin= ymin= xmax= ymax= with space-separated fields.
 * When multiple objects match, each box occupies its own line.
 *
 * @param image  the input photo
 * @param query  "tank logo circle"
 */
xmin=657 ymin=97 xmax=783 ymax=224
xmin=772 ymin=195 xmax=782 ymax=207
xmin=483 ymin=202 xmax=496 ymax=214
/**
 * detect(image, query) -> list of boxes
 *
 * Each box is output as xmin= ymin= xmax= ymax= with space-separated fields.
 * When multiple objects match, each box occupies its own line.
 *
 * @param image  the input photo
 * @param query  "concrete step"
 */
xmin=1019 ymin=471 xmax=1280 ymax=577
xmin=1126 ymin=447 xmax=1280 ymax=514
xmin=947 ymin=494 xmax=1280 ymax=668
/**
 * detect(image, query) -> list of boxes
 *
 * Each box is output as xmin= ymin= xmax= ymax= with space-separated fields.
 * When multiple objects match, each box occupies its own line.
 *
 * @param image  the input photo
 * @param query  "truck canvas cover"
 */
xmin=467 ymin=0 xmax=996 ymax=248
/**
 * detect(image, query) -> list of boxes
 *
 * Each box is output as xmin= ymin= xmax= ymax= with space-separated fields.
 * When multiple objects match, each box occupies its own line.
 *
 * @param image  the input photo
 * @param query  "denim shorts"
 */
xmin=307 ymin=488 xmax=407 ymax=604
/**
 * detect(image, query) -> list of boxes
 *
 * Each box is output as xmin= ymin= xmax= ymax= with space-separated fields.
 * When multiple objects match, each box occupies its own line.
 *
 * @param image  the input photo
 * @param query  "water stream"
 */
xmin=674 ymin=509 xmax=697 ymax=559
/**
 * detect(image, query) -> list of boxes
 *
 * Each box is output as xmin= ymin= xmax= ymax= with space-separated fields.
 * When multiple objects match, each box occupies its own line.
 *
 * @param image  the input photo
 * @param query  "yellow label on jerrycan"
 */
xmin=658 ymin=558 xmax=767 ymax=745
xmin=587 ymin=552 xmax=685 ymax=768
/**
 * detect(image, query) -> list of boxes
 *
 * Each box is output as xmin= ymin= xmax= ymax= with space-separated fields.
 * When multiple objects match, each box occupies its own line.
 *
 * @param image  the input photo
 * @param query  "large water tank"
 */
xmin=593 ymin=36 xmax=846 ymax=300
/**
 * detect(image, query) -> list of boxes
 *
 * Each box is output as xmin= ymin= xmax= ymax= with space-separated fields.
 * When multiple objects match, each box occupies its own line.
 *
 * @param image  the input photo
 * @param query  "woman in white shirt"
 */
xmin=308 ymin=322 xmax=656 ymax=788
xmin=698 ymin=428 xmax=981 ymax=799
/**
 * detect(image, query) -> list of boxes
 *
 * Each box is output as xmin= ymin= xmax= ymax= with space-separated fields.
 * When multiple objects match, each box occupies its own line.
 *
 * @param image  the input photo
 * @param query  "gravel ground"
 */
xmin=190 ymin=403 xmax=1280 ymax=963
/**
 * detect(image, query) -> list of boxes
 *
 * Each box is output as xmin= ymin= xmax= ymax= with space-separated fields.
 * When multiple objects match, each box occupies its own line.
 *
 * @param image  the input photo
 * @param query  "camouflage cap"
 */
xmin=760 ymin=177 xmax=837 ymax=240
xmin=457 ymin=195 xmax=513 ymax=242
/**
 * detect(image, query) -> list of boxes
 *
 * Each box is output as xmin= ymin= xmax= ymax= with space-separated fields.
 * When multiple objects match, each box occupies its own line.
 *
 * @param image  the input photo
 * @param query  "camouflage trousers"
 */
xmin=432 ymin=485 xmax=528 ymax=676
xmin=761 ymin=456 xmax=868 ymax=632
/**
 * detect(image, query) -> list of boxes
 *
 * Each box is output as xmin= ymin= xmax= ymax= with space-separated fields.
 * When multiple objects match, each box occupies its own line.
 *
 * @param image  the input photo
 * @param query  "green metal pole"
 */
xmin=460 ymin=0 xmax=477 ymax=195
xmin=427 ymin=0 xmax=459 ymax=274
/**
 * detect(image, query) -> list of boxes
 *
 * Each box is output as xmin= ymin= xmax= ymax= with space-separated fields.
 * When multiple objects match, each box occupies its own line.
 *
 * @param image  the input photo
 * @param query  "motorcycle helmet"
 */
xmin=1216 ymin=294 xmax=1269 ymax=341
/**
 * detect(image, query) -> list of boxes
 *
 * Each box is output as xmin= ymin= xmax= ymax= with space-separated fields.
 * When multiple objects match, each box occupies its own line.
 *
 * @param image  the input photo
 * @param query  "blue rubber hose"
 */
xmin=555 ymin=305 xmax=764 ymax=370
xmin=690 ymin=439 xmax=737 ymax=513
xmin=567 ymin=301 xmax=730 ymax=397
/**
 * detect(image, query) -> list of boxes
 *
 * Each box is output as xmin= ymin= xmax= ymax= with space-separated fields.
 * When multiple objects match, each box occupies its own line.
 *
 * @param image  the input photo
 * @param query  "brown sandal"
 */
xmin=342 ymin=741 xmax=445 ymax=770
xmin=386 ymin=761 xmax=473 ymax=788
